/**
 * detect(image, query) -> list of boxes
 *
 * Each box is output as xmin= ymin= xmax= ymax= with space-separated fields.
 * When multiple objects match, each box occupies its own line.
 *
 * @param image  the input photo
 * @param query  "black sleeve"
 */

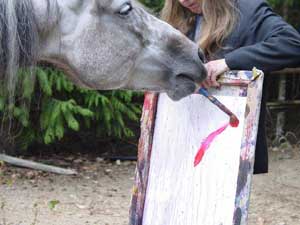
xmin=224 ymin=0 xmax=300 ymax=72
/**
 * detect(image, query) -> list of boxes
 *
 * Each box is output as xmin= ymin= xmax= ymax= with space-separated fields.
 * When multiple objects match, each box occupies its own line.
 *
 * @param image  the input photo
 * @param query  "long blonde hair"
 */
xmin=161 ymin=0 xmax=239 ymax=58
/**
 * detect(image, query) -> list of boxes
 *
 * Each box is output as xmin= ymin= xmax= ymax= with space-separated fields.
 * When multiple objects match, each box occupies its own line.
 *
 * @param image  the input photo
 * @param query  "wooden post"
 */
xmin=275 ymin=75 xmax=286 ymax=140
xmin=275 ymin=2 xmax=289 ymax=142
xmin=129 ymin=93 xmax=158 ymax=225
xmin=129 ymin=70 xmax=264 ymax=225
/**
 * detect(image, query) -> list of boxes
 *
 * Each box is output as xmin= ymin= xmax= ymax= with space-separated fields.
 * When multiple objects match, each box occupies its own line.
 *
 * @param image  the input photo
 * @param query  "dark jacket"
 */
xmin=216 ymin=0 xmax=300 ymax=72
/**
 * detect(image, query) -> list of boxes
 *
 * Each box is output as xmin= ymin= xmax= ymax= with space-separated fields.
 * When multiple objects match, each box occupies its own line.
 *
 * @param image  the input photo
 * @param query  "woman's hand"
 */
xmin=202 ymin=59 xmax=229 ymax=89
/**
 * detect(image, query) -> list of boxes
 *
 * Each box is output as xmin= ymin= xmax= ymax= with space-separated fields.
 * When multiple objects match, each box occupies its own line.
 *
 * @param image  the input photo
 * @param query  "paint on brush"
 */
xmin=194 ymin=88 xmax=240 ymax=167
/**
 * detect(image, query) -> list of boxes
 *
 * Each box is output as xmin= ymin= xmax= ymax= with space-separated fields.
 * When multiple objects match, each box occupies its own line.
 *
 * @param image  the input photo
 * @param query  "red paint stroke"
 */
xmin=230 ymin=115 xmax=239 ymax=127
xmin=194 ymin=118 xmax=240 ymax=167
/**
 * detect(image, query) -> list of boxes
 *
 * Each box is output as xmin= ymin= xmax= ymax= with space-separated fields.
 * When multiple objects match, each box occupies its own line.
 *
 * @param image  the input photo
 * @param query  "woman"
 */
xmin=161 ymin=0 xmax=300 ymax=173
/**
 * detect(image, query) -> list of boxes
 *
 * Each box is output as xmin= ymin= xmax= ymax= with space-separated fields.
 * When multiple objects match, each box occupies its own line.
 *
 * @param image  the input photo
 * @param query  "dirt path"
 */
xmin=0 ymin=150 xmax=299 ymax=225
xmin=0 ymin=157 xmax=135 ymax=225
xmin=248 ymin=149 xmax=300 ymax=225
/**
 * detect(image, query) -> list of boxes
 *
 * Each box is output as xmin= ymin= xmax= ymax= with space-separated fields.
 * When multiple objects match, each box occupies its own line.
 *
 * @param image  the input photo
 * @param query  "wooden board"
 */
xmin=129 ymin=70 xmax=264 ymax=225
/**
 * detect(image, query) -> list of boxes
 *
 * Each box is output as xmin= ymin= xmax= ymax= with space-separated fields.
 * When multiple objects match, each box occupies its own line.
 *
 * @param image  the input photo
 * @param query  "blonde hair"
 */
xmin=161 ymin=0 xmax=239 ymax=58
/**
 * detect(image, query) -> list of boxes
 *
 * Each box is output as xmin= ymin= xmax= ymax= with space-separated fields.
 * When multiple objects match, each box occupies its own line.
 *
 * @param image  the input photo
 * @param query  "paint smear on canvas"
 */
xmin=194 ymin=119 xmax=239 ymax=167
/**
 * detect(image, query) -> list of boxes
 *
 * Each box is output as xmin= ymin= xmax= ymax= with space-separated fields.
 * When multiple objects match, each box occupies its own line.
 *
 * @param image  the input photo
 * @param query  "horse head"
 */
xmin=34 ymin=0 xmax=206 ymax=100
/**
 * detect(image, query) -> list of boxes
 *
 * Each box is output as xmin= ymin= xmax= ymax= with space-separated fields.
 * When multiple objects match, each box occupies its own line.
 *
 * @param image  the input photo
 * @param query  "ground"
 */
xmin=0 ymin=148 xmax=300 ymax=225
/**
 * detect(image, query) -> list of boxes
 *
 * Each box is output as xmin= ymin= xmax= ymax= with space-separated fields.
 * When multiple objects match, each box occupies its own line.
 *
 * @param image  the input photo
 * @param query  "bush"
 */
xmin=0 ymin=67 xmax=142 ymax=152
xmin=138 ymin=0 xmax=164 ymax=12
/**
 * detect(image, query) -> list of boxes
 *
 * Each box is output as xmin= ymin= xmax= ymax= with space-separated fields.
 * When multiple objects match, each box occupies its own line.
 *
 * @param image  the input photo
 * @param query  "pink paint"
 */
xmin=143 ymin=93 xmax=151 ymax=110
xmin=194 ymin=118 xmax=240 ymax=167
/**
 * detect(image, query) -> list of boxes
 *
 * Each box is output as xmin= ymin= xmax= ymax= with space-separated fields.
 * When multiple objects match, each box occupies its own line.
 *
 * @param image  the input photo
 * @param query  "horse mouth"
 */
xmin=166 ymin=74 xmax=197 ymax=101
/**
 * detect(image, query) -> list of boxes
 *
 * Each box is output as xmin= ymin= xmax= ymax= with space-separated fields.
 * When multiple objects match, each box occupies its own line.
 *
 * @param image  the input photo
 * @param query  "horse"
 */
xmin=1 ymin=0 xmax=206 ymax=103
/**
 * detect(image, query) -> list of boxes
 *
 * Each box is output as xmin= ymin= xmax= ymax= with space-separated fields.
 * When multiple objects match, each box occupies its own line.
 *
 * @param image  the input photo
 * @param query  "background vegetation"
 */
xmin=0 ymin=67 xmax=142 ymax=154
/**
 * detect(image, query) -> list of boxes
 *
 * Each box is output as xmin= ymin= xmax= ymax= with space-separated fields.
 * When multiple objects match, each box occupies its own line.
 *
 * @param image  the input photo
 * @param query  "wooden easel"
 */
xmin=129 ymin=69 xmax=264 ymax=225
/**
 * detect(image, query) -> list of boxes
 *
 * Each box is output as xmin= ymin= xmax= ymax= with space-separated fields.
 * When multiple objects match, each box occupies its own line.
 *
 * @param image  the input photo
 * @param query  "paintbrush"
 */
xmin=196 ymin=87 xmax=239 ymax=127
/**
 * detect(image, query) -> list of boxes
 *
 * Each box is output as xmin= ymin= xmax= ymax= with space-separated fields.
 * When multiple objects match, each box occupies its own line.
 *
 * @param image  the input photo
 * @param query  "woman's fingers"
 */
xmin=204 ymin=63 xmax=215 ymax=87
xmin=211 ymin=72 xmax=221 ymax=87
xmin=201 ymin=80 xmax=210 ymax=89
xmin=203 ymin=59 xmax=229 ymax=88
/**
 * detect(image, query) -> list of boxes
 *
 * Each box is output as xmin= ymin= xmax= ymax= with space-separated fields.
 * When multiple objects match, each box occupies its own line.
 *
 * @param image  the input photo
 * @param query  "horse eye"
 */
xmin=118 ymin=3 xmax=132 ymax=16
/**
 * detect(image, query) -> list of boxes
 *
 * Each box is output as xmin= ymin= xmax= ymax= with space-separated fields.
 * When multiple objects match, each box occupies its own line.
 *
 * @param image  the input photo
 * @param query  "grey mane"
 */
xmin=0 ymin=0 xmax=40 ymax=103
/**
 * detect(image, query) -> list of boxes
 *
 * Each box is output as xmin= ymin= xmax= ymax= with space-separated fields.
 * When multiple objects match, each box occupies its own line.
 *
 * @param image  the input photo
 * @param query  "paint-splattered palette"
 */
xmin=130 ymin=69 xmax=264 ymax=225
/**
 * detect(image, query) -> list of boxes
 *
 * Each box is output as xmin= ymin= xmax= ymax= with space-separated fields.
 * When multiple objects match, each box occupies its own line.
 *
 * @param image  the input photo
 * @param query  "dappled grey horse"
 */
xmin=1 ymin=0 xmax=206 ymax=102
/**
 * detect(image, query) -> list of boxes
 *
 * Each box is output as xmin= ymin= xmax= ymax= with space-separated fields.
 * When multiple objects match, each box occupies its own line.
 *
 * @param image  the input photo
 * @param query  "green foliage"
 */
xmin=0 ymin=67 xmax=142 ymax=150
xmin=138 ymin=0 xmax=164 ymax=12
xmin=268 ymin=0 xmax=295 ymax=8
xmin=48 ymin=200 xmax=60 ymax=210
xmin=268 ymin=0 xmax=300 ymax=27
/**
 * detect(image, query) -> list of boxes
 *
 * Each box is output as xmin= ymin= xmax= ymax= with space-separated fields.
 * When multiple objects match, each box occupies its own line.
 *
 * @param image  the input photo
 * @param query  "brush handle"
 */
xmin=197 ymin=87 xmax=236 ymax=119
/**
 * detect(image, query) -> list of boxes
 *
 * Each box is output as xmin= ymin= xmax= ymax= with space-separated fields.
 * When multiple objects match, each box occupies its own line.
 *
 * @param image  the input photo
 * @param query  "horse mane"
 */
xmin=0 ymin=0 xmax=41 ymax=104
xmin=0 ymin=0 xmax=58 ymax=147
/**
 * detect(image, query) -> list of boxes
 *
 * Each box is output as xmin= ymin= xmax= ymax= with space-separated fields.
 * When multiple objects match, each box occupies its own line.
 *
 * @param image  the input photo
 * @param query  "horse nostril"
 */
xmin=198 ymin=49 xmax=206 ymax=63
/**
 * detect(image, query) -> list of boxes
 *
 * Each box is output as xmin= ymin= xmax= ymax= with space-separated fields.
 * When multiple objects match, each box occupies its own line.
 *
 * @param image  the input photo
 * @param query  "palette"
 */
xmin=129 ymin=69 xmax=264 ymax=225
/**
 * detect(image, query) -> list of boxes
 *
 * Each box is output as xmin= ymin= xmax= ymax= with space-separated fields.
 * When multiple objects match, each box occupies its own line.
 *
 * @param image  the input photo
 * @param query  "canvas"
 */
xmin=129 ymin=69 xmax=264 ymax=225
